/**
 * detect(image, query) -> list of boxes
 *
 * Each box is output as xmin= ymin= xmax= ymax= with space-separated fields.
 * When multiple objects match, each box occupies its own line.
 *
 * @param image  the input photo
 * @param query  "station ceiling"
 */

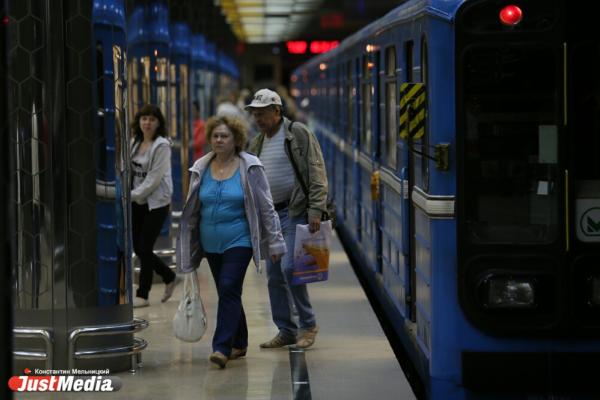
xmin=163 ymin=0 xmax=403 ymax=45
xmin=215 ymin=0 xmax=401 ymax=43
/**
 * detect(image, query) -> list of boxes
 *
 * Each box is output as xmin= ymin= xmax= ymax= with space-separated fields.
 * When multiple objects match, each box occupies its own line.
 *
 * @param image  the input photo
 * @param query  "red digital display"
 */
xmin=287 ymin=41 xmax=308 ymax=54
xmin=286 ymin=40 xmax=340 ymax=55
xmin=309 ymin=41 xmax=339 ymax=54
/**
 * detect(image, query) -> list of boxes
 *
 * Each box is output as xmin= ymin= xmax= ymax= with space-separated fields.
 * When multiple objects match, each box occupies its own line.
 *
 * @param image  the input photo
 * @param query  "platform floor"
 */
xmin=15 ymin=232 xmax=415 ymax=400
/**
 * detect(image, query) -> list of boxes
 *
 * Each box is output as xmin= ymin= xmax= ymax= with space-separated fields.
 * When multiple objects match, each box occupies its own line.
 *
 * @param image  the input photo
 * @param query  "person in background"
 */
xmin=177 ymin=115 xmax=286 ymax=369
xmin=130 ymin=104 xmax=181 ymax=308
xmin=276 ymin=85 xmax=298 ymax=121
xmin=246 ymin=88 xmax=328 ymax=349
xmin=192 ymin=100 xmax=207 ymax=160
xmin=216 ymin=92 xmax=251 ymax=131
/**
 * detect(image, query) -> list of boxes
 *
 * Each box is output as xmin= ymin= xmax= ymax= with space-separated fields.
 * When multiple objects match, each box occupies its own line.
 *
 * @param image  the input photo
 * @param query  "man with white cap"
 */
xmin=246 ymin=88 xmax=328 ymax=349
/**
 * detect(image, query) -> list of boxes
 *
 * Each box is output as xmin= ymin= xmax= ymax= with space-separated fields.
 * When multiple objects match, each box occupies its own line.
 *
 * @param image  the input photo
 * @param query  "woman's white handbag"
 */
xmin=173 ymin=271 xmax=207 ymax=342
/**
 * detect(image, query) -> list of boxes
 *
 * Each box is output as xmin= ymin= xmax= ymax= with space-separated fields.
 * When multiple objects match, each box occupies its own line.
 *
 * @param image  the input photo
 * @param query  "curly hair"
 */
xmin=131 ymin=104 xmax=168 ymax=141
xmin=205 ymin=115 xmax=248 ymax=153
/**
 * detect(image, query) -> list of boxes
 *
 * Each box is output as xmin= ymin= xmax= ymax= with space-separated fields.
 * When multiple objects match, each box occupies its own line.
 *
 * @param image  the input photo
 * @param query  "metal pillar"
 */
xmin=7 ymin=0 xmax=147 ymax=372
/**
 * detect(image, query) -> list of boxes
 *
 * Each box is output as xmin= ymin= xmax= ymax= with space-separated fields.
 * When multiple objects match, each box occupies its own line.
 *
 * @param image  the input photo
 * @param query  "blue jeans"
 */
xmin=266 ymin=208 xmax=316 ymax=338
xmin=206 ymin=247 xmax=253 ymax=356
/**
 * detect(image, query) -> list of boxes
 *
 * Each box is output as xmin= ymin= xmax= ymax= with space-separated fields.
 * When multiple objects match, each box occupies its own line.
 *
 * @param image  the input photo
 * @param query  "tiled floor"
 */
xmin=14 ymin=232 xmax=415 ymax=400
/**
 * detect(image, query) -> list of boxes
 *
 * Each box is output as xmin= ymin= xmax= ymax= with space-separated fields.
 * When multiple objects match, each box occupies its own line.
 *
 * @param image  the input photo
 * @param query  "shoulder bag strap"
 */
xmin=285 ymin=122 xmax=309 ymax=197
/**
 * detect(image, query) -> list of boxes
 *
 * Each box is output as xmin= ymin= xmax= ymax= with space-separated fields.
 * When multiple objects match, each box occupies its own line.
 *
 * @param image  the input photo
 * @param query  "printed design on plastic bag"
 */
xmin=292 ymin=220 xmax=332 ymax=285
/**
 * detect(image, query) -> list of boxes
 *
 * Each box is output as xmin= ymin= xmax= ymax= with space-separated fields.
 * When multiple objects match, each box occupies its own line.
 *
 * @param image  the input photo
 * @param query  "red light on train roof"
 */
xmin=499 ymin=5 xmax=522 ymax=26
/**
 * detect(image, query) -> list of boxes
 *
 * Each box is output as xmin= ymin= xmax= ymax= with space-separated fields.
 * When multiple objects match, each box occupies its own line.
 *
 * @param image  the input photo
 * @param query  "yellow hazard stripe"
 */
xmin=405 ymin=84 xmax=423 ymax=100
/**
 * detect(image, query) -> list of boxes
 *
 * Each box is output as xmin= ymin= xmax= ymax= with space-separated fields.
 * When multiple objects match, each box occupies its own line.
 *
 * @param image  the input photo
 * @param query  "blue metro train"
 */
xmin=91 ymin=0 xmax=239 ymax=305
xmin=292 ymin=0 xmax=600 ymax=398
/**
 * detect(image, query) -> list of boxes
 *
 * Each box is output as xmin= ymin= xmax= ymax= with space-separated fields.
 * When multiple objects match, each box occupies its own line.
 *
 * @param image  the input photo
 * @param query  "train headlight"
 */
xmin=482 ymin=276 xmax=536 ymax=309
xmin=588 ymin=276 xmax=600 ymax=307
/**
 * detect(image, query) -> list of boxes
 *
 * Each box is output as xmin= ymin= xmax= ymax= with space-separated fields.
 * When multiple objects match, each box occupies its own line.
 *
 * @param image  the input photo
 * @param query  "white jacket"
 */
xmin=130 ymin=136 xmax=173 ymax=210
xmin=177 ymin=151 xmax=286 ymax=273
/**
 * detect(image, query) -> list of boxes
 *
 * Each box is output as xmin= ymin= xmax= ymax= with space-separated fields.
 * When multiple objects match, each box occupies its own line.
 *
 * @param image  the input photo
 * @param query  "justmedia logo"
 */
xmin=581 ymin=207 xmax=600 ymax=237
xmin=8 ymin=369 xmax=122 ymax=392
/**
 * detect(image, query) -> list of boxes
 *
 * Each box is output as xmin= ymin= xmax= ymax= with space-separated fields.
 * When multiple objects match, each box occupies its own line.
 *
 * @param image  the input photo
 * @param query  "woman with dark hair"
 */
xmin=177 ymin=115 xmax=286 ymax=368
xmin=130 ymin=104 xmax=180 ymax=308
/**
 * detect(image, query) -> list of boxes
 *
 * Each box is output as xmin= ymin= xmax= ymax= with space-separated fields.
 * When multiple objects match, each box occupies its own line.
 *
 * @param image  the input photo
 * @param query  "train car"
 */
xmin=292 ymin=0 xmax=600 ymax=398
xmin=92 ymin=0 xmax=131 ymax=306
xmin=126 ymin=2 xmax=170 ymax=121
xmin=218 ymin=51 xmax=240 ymax=98
xmin=191 ymin=34 xmax=209 ymax=121
xmin=203 ymin=40 xmax=219 ymax=116
xmin=169 ymin=21 xmax=193 ymax=213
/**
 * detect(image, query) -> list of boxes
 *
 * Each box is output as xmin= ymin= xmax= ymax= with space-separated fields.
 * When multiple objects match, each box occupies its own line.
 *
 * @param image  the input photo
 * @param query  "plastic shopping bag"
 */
xmin=291 ymin=220 xmax=332 ymax=285
xmin=173 ymin=270 xmax=207 ymax=342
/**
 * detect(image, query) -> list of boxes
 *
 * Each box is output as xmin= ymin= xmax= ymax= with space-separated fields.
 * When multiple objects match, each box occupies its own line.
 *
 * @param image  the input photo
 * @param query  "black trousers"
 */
xmin=132 ymin=203 xmax=175 ymax=299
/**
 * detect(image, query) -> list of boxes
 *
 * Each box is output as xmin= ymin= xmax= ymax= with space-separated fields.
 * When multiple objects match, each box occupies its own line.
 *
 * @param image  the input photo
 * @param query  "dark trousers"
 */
xmin=132 ymin=203 xmax=175 ymax=299
xmin=205 ymin=247 xmax=253 ymax=356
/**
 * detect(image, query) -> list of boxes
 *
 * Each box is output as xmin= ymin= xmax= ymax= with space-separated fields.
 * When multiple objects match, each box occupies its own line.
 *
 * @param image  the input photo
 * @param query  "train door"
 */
xmin=345 ymin=60 xmax=359 ymax=237
xmin=402 ymin=38 xmax=429 ymax=321
xmin=403 ymin=39 xmax=417 ymax=320
xmin=372 ymin=49 xmax=381 ymax=275
xmin=567 ymin=6 xmax=600 ymax=323
xmin=359 ymin=52 xmax=377 ymax=270
xmin=379 ymin=44 xmax=411 ymax=315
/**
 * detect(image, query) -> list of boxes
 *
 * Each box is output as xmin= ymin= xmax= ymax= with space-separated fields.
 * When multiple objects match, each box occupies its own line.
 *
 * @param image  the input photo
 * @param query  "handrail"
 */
xmin=13 ymin=327 xmax=53 ymax=369
xmin=68 ymin=317 xmax=149 ymax=372
xmin=74 ymin=337 xmax=147 ymax=359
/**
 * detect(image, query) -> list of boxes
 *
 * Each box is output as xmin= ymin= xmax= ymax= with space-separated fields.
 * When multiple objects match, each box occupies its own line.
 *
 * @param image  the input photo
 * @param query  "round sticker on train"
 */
xmin=579 ymin=206 xmax=600 ymax=241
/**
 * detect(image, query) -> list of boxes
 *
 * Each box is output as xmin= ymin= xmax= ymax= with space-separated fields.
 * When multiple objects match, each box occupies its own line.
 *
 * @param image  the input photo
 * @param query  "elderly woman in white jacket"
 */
xmin=130 ymin=104 xmax=180 ymax=308
xmin=177 ymin=115 xmax=286 ymax=369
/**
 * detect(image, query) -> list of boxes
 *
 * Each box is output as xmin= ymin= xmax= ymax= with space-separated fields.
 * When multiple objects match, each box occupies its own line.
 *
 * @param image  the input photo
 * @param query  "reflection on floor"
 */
xmin=14 ymin=232 xmax=415 ymax=400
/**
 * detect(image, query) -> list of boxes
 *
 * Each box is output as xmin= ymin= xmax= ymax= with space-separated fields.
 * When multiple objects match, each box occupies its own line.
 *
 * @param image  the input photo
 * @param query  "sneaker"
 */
xmin=229 ymin=348 xmax=247 ymax=360
xmin=294 ymin=326 xmax=319 ymax=349
xmin=161 ymin=275 xmax=182 ymax=303
xmin=259 ymin=333 xmax=296 ymax=349
xmin=209 ymin=351 xmax=228 ymax=369
xmin=133 ymin=297 xmax=149 ymax=308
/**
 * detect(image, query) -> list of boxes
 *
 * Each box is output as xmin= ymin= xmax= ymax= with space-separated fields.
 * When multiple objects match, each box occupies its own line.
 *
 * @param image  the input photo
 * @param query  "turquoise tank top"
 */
xmin=199 ymin=167 xmax=252 ymax=253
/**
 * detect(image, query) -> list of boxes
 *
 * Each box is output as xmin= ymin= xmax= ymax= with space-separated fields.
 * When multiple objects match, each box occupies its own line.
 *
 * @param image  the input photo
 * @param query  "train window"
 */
xmin=405 ymin=41 xmax=414 ymax=82
xmin=420 ymin=37 xmax=430 ymax=192
xmin=384 ymin=46 xmax=397 ymax=168
xmin=180 ymin=64 xmax=190 ymax=193
xmin=156 ymin=57 xmax=168 ymax=119
xmin=346 ymin=60 xmax=353 ymax=140
xmin=141 ymin=56 xmax=150 ymax=104
xmin=95 ymin=42 xmax=107 ymax=180
xmin=361 ymin=55 xmax=372 ymax=153
xmin=338 ymin=67 xmax=344 ymax=133
xmin=112 ymin=45 xmax=125 ymax=172
xmin=462 ymin=45 xmax=559 ymax=244
xmin=127 ymin=57 xmax=137 ymax=126
xmin=334 ymin=66 xmax=340 ymax=128
xmin=169 ymin=64 xmax=177 ymax=139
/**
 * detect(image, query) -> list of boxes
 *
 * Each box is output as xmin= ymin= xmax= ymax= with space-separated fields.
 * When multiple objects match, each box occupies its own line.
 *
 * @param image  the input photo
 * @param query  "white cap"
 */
xmin=245 ymin=88 xmax=283 ymax=110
